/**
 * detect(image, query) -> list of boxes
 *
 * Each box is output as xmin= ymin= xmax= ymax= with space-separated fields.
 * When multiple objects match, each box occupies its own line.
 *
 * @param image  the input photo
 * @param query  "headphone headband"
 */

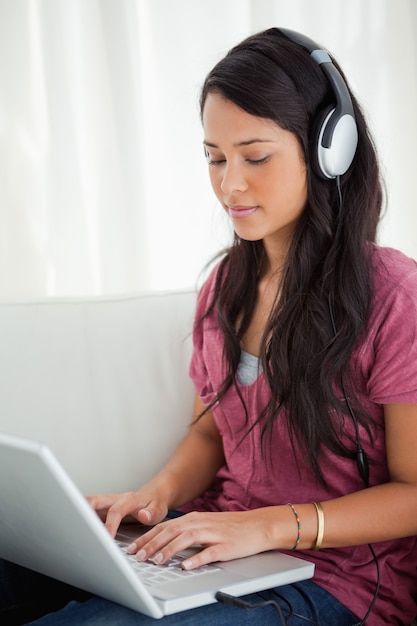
xmin=279 ymin=28 xmax=358 ymax=179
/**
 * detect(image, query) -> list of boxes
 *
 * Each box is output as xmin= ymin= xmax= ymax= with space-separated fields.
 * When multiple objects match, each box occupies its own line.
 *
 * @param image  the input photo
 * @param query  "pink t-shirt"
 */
xmin=186 ymin=245 xmax=417 ymax=625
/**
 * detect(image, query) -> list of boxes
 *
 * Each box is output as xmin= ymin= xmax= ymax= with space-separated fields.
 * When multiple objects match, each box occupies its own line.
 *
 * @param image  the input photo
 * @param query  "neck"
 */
xmin=262 ymin=231 xmax=293 ymax=276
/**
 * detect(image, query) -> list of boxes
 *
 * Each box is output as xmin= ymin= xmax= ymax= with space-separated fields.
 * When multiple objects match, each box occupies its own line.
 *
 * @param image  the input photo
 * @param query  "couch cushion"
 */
xmin=0 ymin=291 xmax=196 ymax=494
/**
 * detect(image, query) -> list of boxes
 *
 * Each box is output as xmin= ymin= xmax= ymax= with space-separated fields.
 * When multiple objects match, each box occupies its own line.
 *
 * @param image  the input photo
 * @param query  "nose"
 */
xmin=220 ymin=162 xmax=248 ymax=195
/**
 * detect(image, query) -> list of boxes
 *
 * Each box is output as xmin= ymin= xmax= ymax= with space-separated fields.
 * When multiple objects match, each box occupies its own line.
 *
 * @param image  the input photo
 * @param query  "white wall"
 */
xmin=0 ymin=0 xmax=415 ymax=297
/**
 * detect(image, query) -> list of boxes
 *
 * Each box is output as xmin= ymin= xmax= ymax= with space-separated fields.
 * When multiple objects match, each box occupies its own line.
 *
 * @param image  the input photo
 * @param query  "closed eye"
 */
xmin=247 ymin=156 xmax=270 ymax=165
xmin=204 ymin=146 xmax=225 ymax=166
xmin=207 ymin=158 xmax=226 ymax=166
xmin=206 ymin=156 xmax=270 ymax=166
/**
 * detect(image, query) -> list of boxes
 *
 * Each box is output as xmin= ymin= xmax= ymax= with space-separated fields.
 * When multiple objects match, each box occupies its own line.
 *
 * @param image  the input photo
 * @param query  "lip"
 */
xmin=228 ymin=205 xmax=259 ymax=219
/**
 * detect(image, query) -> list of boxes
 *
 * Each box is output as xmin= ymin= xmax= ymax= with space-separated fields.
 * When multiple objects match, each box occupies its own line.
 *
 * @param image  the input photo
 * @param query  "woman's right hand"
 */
xmin=86 ymin=483 xmax=170 ymax=538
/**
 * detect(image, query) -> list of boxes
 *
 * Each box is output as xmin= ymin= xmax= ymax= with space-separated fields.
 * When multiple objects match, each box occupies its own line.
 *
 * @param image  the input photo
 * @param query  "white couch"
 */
xmin=2 ymin=290 xmax=417 ymax=624
xmin=0 ymin=290 xmax=196 ymax=495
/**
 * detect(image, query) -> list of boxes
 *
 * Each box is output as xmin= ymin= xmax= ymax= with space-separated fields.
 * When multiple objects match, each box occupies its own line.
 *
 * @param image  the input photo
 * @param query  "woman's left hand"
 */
xmin=126 ymin=509 xmax=279 ymax=570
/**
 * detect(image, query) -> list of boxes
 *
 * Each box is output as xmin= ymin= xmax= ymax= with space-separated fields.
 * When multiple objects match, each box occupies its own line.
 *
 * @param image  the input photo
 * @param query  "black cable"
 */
xmin=327 ymin=291 xmax=370 ymax=486
xmin=267 ymin=590 xmax=319 ymax=624
xmin=336 ymin=173 xmax=343 ymax=209
xmin=215 ymin=590 xmax=287 ymax=624
xmin=216 ymin=590 xmax=321 ymax=625
xmin=356 ymin=544 xmax=381 ymax=625
xmin=328 ymin=293 xmax=380 ymax=626
xmin=328 ymin=178 xmax=380 ymax=624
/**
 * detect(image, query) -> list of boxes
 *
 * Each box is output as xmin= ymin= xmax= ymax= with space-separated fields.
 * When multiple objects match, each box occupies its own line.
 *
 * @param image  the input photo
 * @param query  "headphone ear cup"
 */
xmin=311 ymin=105 xmax=358 ymax=179
xmin=310 ymin=105 xmax=335 ymax=179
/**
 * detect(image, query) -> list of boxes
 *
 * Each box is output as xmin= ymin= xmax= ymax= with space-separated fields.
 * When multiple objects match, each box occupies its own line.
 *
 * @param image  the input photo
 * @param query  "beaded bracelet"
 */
xmin=287 ymin=503 xmax=301 ymax=551
xmin=312 ymin=501 xmax=324 ymax=550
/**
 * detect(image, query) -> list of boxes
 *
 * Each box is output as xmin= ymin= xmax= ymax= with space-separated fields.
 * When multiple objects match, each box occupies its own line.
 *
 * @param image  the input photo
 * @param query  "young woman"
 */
xmin=2 ymin=27 xmax=417 ymax=626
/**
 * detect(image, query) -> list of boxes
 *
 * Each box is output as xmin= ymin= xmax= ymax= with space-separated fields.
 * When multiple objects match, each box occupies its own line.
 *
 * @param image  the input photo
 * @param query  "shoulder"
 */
xmin=194 ymin=258 xmax=227 ymax=317
xmin=366 ymin=244 xmax=417 ymax=339
xmin=190 ymin=260 xmax=226 ymax=400
xmin=369 ymin=244 xmax=417 ymax=291
xmin=359 ymin=245 xmax=417 ymax=403
xmin=367 ymin=244 xmax=417 ymax=319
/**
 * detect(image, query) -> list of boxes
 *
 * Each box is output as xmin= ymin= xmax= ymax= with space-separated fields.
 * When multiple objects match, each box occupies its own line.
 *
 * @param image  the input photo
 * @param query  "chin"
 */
xmin=233 ymin=229 xmax=265 ymax=243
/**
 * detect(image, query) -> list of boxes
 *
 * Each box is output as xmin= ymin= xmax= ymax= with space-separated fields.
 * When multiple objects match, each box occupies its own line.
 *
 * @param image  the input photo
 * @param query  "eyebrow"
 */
xmin=203 ymin=139 xmax=275 ymax=148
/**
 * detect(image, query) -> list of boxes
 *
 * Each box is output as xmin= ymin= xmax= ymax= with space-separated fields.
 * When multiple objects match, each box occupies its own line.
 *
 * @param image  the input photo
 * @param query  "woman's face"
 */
xmin=203 ymin=92 xmax=308 ymax=256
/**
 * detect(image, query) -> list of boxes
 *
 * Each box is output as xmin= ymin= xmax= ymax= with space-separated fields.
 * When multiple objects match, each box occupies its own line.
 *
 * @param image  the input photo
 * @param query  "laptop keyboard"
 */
xmin=115 ymin=537 xmax=221 ymax=587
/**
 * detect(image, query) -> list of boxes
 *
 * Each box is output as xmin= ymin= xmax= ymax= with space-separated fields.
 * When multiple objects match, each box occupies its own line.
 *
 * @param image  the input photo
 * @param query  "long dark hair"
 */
xmin=198 ymin=28 xmax=383 ymax=483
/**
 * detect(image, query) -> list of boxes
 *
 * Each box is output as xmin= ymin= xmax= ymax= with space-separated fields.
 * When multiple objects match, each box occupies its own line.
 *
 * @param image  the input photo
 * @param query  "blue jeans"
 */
xmin=0 ymin=558 xmax=360 ymax=626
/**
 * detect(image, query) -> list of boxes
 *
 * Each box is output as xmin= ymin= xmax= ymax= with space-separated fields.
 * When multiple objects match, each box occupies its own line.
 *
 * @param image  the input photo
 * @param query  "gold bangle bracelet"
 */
xmin=312 ymin=501 xmax=324 ymax=550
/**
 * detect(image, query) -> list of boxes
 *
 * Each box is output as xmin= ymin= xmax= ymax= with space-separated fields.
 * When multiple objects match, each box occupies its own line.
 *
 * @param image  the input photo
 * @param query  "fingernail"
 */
xmin=152 ymin=552 xmax=164 ymax=565
xmin=136 ymin=549 xmax=147 ymax=561
xmin=126 ymin=542 xmax=137 ymax=554
xmin=182 ymin=559 xmax=193 ymax=570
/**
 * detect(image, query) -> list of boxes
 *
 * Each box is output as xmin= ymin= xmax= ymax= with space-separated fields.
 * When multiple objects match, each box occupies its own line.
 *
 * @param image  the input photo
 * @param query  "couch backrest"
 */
xmin=0 ymin=291 xmax=196 ymax=494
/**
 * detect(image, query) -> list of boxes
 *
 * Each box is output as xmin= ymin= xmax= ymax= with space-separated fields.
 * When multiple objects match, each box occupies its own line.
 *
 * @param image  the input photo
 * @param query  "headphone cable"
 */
xmin=328 ymin=178 xmax=380 ymax=623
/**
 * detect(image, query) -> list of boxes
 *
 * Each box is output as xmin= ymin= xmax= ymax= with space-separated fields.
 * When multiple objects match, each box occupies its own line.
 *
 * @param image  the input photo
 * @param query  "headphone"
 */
xmin=279 ymin=28 xmax=358 ymax=180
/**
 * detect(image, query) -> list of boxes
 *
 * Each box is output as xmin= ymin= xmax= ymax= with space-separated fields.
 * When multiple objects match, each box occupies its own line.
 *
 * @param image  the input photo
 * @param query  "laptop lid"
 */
xmin=0 ymin=432 xmax=314 ymax=618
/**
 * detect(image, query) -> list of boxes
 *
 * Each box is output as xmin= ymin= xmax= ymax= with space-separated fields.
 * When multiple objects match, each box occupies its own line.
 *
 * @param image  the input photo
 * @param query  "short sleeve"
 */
xmin=188 ymin=266 xmax=219 ymax=406
xmin=364 ymin=265 xmax=417 ymax=404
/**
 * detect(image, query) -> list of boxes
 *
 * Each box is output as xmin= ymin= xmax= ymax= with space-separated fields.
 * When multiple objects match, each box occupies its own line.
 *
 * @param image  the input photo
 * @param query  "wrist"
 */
xmin=287 ymin=502 xmax=325 ymax=551
xmin=150 ymin=467 xmax=197 ymax=511
xmin=264 ymin=503 xmax=321 ymax=551
xmin=141 ymin=472 xmax=177 ymax=511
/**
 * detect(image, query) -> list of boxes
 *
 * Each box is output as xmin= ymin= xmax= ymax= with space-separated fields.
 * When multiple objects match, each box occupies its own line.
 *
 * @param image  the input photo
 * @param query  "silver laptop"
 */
xmin=0 ymin=432 xmax=314 ymax=619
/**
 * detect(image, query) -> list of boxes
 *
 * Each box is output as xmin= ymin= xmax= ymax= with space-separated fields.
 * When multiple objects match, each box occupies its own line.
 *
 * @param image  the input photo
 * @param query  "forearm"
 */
xmin=145 ymin=397 xmax=225 ymax=510
xmin=265 ymin=481 xmax=417 ymax=552
xmin=311 ymin=482 xmax=417 ymax=548
xmin=147 ymin=431 xmax=224 ymax=510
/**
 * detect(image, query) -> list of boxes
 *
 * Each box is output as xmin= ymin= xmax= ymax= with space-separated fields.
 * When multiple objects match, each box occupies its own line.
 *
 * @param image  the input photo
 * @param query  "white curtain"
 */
xmin=0 ymin=0 xmax=416 ymax=297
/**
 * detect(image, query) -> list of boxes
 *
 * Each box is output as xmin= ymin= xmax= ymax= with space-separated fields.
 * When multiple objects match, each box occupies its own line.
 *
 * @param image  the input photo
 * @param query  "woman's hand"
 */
xmin=125 ymin=509 xmax=280 ymax=570
xmin=87 ymin=483 xmax=170 ymax=537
